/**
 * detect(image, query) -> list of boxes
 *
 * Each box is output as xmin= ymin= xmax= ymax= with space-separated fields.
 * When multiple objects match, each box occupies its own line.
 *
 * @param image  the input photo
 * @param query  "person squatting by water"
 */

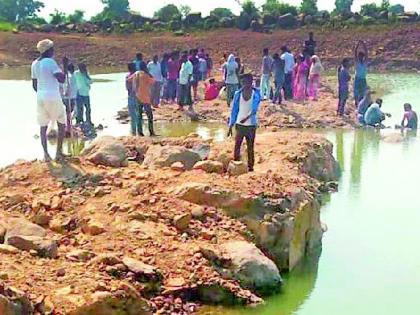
xmin=400 ymin=103 xmax=418 ymax=130
xmin=31 ymin=39 xmax=67 ymax=162
xmin=228 ymin=73 xmax=261 ymax=172
xmin=364 ymin=98 xmax=391 ymax=127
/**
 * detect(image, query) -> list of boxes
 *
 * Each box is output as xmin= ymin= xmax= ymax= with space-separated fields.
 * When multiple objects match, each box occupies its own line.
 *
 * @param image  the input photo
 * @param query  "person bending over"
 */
xmin=31 ymin=39 xmax=67 ymax=162
xmin=228 ymin=73 xmax=261 ymax=172
xmin=364 ymin=98 xmax=391 ymax=127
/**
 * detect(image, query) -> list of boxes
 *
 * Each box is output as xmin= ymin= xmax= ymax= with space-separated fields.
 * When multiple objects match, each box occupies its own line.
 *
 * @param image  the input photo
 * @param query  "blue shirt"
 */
xmin=364 ymin=103 xmax=383 ymax=125
xmin=355 ymin=62 xmax=367 ymax=79
xmin=229 ymin=88 xmax=261 ymax=127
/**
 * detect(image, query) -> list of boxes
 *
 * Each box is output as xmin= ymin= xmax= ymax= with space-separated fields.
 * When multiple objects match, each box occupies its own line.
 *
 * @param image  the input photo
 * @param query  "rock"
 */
xmin=5 ymin=218 xmax=46 ymax=239
xmin=0 ymin=222 xmax=6 ymax=243
xmin=122 ymin=257 xmax=162 ymax=282
xmin=66 ymin=249 xmax=96 ymax=262
xmin=143 ymin=145 xmax=202 ymax=170
xmin=193 ymin=160 xmax=224 ymax=174
xmin=32 ymin=211 xmax=52 ymax=227
xmin=191 ymin=206 xmax=205 ymax=219
xmin=220 ymin=241 xmax=282 ymax=294
xmin=278 ymin=13 xmax=298 ymax=28
xmin=0 ymin=244 xmax=19 ymax=254
xmin=4 ymin=193 xmax=26 ymax=208
xmin=91 ymin=253 xmax=122 ymax=266
xmin=170 ymin=162 xmax=185 ymax=172
xmin=6 ymin=235 xmax=58 ymax=258
xmin=227 ymin=161 xmax=248 ymax=176
xmin=40 ymin=24 xmax=54 ymax=32
xmin=50 ymin=196 xmax=62 ymax=210
xmin=49 ymin=217 xmax=77 ymax=233
xmin=81 ymin=220 xmax=106 ymax=236
xmin=83 ymin=136 xmax=128 ymax=167
xmin=173 ymin=213 xmax=192 ymax=231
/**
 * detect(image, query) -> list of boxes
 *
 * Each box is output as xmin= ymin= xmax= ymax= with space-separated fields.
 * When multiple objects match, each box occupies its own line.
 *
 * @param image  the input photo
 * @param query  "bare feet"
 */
xmin=44 ymin=153 xmax=52 ymax=162
xmin=55 ymin=152 xmax=68 ymax=162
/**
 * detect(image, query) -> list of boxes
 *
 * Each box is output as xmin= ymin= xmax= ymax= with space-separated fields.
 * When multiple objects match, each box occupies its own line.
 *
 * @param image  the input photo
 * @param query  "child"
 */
xmin=337 ymin=58 xmax=351 ymax=116
xmin=61 ymin=63 xmax=77 ymax=135
xmin=74 ymin=63 xmax=93 ymax=125
xmin=126 ymin=63 xmax=142 ymax=136
xmin=204 ymin=78 xmax=220 ymax=101
xmin=401 ymin=103 xmax=418 ymax=130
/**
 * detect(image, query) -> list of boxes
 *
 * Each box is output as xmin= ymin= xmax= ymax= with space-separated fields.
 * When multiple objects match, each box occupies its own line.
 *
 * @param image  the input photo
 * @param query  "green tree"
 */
xmin=0 ymin=0 xmax=44 ymax=22
xmin=300 ymin=0 xmax=317 ymax=15
xmin=360 ymin=3 xmax=379 ymax=16
xmin=262 ymin=0 xmax=298 ymax=17
xmin=154 ymin=4 xmax=180 ymax=22
xmin=100 ymin=0 xmax=129 ymax=17
xmin=242 ymin=0 xmax=259 ymax=19
xmin=334 ymin=0 xmax=353 ymax=14
xmin=210 ymin=7 xmax=233 ymax=19
xmin=380 ymin=0 xmax=390 ymax=10
xmin=49 ymin=9 xmax=66 ymax=24
xmin=388 ymin=4 xmax=404 ymax=14
xmin=179 ymin=5 xmax=191 ymax=18
xmin=67 ymin=9 xmax=84 ymax=24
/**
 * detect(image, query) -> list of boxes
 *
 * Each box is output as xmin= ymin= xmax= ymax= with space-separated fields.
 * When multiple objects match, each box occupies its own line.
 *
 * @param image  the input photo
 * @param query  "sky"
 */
xmin=39 ymin=0 xmax=420 ymax=19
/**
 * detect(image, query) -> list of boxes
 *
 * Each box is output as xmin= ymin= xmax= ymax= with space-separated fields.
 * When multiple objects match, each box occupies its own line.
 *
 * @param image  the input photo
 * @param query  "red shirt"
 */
xmin=167 ymin=59 xmax=180 ymax=80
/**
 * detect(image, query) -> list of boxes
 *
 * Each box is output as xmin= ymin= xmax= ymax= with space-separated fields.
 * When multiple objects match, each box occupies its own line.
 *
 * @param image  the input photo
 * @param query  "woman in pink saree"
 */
xmin=293 ymin=54 xmax=309 ymax=101
xmin=308 ymin=55 xmax=324 ymax=101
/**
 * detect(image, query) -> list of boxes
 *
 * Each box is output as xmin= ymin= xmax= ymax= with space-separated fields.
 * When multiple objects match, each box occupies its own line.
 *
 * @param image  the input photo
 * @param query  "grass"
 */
xmin=0 ymin=21 xmax=16 ymax=32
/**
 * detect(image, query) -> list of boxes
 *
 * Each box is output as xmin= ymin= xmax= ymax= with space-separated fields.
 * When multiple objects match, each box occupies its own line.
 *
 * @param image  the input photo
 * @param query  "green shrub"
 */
xmin=0 ymin=20 xmax=15 ymax=31
xmin=220 ymin=17 xmax=235 ymax=28
xmin=237 ymin=13 xmax=252 ymax=30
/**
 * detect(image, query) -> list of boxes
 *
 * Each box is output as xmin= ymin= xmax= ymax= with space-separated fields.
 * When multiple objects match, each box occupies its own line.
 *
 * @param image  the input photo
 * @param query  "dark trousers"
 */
xmin=139 ymin=103 xmax=154 ymax=135
xmin=283 ymin=73 xmax=293 ymax=100
xmin=167 ymin=79 xmax=177 ymax=101
xmin=234 ymin=124 xmax=256 ymax=171
xmin=178 ymin=83 xmax=192 ymax=107
xmin=76 ymin=95 xmax=91 ymax=124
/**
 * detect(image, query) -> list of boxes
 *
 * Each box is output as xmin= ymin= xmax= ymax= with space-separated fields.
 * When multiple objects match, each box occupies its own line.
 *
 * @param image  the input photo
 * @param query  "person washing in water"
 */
xmin=400 ymin=103 xmax=418 ymax=130
xmin=364 ymin=98 xmax=391 ymax=127
xmin=228 ymin=73 xmax=261 ymax=172
xmin=31 ymin=39 xmax=67 ymax=162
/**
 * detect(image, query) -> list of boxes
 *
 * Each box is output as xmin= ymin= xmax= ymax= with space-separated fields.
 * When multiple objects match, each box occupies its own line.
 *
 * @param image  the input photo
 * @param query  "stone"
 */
xmin=32 ymin=211 xmax=52 ymax=227
xmin=6 ymin=235 xmax=58 ymax=258
xmin=81 ymin=220 xmax=106 ymax=236
xmin=0 ymin=222 xmax=6 ymax=243
xmin=191 ymin=206 xmax=205 ymax=220
xmin=193 ymin=160 xmax=224 ymax=174
xmin=66 ymin=249 xmax=96 ymax=262
xmin=91 ymin=253 xmax=122 ymax=266
xmin=277 ymin=13 xmax=298 ymax=28
xmin=227 ymin=161 xmax=248 ymax=176
xmin=82 ymin=136 xmax=128 ymax=167
xmin=143 ymin=145 xmax=202 ymax=170
xmin=5 ymin=218 xmax=46 ymax=239
xmin=122 ymin=257 xmax=162 ymax=282
xmin=4 ymin=193 xmax=26 ymax=208
xmin=0 ymin=244 xmax=19 ymax=254
xmin=173 ymin=213 xmax=192 ymax=231
xmin=170 ymin=162 xmax=185 ymax=172
xmin=220 ymin=241 xmax=282 ymax=294
xmin=49 ymin=217 xmax=77 ymax=233
xmin=50 ymin=196 xmax=62 ymax=210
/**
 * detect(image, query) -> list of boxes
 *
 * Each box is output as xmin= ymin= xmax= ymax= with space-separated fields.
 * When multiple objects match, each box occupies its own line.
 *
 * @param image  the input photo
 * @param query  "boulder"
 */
xmin=0 ymin=244 xmax=19 ymax=254
xmin=170 ymin=162 xmax=185 ymax=172
xmin=66 ymin=249 xmax=96 ymax=262
xmin=277 ymin=13 xmax=298 ymax=28
xmin=83 ymin=136 xmax=128 ymax=167
xmin=143 ymin=145 xmax=202 ymax=170
xmin=122 ymin=257 xmax=162 ymax=283
xmin=5 ymin=218 xmax=46 ymax=239
xmin=227 ymin=161 xmax=248 ymax=176
xmin=220 ymin=241 xmax=282 ymax=293
xmin=40 ymin=24 xmax=54 ymax=32
xmin=193 ymin=160 xmax=224 ymax=174
xmin=173 ymin=213 xmax=192 ymax=231
xmin=262 ymin=14 xmax=277 ymax=25
xmin=220 ymin=17 xmax=235 ymax=28
xmin=6 ymin=236 xmax=57 ymax=258
xmin=81 ymin=220 xmax=106 ymax=236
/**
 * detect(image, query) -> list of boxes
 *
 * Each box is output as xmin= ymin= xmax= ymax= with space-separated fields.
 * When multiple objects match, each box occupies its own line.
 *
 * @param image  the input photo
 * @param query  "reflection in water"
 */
xmin=335 ymin=130 xmax=345 ymax=171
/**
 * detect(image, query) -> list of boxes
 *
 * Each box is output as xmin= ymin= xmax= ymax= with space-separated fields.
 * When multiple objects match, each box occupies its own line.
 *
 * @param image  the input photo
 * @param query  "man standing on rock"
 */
xmin=31 ymin=39 xmax=67 ymax=162
xmin=228 ymin=73 xmax=261 ymax=172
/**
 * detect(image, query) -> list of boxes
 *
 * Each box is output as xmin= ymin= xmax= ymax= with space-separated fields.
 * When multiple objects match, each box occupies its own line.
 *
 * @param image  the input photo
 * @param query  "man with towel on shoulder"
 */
xmin=31 ymin=39 xmax=67 ymax=162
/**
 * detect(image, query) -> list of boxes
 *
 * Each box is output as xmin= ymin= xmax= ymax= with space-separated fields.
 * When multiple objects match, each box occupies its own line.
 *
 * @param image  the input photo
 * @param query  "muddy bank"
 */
xmin=116 ymin=85 xmax=356 ymax=130
xmin=2 ymin=24 xmax=420 ymax=71
xmin=0 ymin=131 xmax=338 ymax=314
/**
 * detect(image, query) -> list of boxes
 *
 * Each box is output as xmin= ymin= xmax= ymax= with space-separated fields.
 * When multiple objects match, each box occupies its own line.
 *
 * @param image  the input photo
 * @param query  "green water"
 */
xmin=202 ymin=74 xmax=420 ymax=314
xmin=1 ymin=70 xmax=420 ymax=313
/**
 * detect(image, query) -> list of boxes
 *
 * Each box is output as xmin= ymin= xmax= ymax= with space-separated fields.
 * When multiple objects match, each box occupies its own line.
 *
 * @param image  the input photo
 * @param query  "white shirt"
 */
xmin=236 ymin=91 xmax=254 ymax=126
xmin=147 ymin=61 xmax=163 ymax=82
xmin=223 ymin=61 xmax=239 ymax=84
xmin=281 ymin=52 xmax=295 ymax=74
xmin=61 ymin=74 xmax=77 ymax=99
xmin=31 ymin=58 xmax=62 ymax=98
xmin=179 ymin=61 xmax=193 ymax=85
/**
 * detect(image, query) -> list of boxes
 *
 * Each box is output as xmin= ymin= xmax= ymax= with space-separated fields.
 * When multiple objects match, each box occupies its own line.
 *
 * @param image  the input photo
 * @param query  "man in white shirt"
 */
xmin=178 ymin=53 xmax=193 ymax=111
xmin=31 ymin=39 xmax=66 ymax=162
xmin=281 ymin=46 xmax=295 ymax=100
xmin=147 ymin=55 xmax=163 ymax=106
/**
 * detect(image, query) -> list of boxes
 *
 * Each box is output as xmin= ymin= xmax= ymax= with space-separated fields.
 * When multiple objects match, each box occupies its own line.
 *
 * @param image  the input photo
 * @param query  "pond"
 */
xmin=1 ymin=69 xmax=420 ymax=314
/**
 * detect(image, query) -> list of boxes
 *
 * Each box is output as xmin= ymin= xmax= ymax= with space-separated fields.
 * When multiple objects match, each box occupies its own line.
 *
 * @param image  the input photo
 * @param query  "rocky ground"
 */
xmin=0 ymin=131 xmax=338 ymax=314
xmin=1 ymin=24 xmax=420 ymax=71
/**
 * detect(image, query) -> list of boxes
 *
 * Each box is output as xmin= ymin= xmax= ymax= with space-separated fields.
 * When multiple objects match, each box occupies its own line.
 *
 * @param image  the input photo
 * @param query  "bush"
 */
xmin=49 ymin=10 xmax=66 ymax=25
xmin=210 ymin=8 xmax=234 ymax=19
xmin=169 ymin=19 xmax=182 ymax=31
xmin=262 ymin=0 xmax=298 ymax=17
xmin=242 ymin=0 xmax=260 ymax=20
xmin=220 ymin=17 xmax=235 ymax=28
xmin=236 ymin=13 xmax=252 ymax=30
xmin=300 ymin=0 xmax=318 ymax=16
xmin=361 ymin=15 xmax=375 ymax=25
xmin=263 ymin=14 xmax=277 ymax=25
xmin=388 ymin=4 xmax=404 ymax=15
xmin=0 ymin=20 xmax=15 ymax=31
xmin=184 ymin=13 xmax=202 ymax=27
xmin=154 ymin=4 xmax=181 ymax=22
xmin=360 ymin=3 xmax=380 ymax=17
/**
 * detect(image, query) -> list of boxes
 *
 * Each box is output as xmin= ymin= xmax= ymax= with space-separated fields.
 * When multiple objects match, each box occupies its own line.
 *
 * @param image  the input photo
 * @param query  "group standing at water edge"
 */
xmin=30 ymin=34 xmax=417 ymax=163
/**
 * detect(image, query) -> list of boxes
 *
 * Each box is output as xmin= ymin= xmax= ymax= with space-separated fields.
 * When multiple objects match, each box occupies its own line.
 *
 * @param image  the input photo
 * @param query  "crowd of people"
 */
xmin=30 ymin=34 xmax=417 ymax=165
